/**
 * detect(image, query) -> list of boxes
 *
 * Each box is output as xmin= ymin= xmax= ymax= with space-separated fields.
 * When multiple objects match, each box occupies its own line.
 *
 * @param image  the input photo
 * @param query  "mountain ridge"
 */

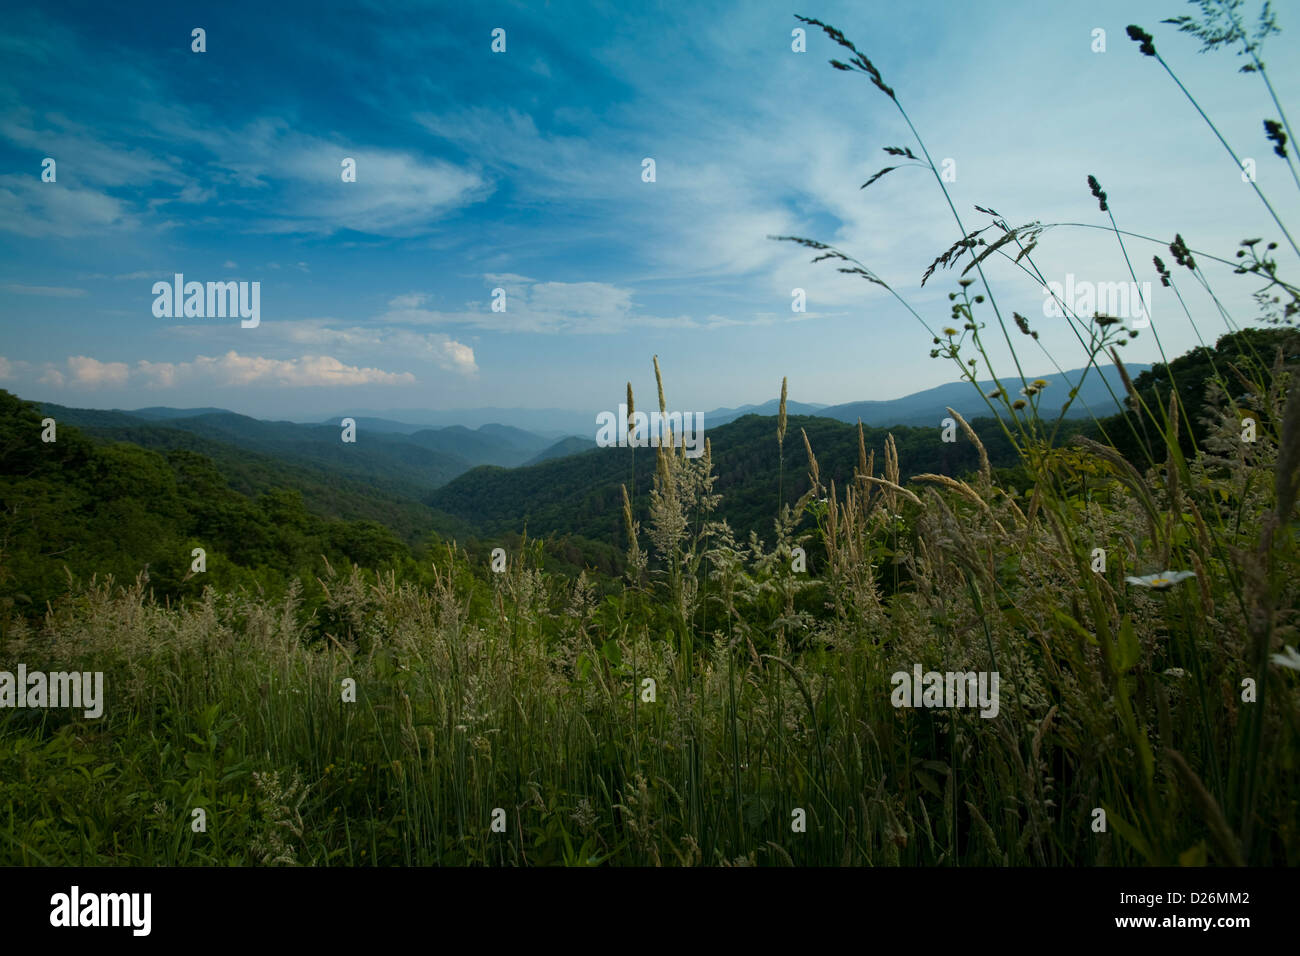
xmin=49 ymin=365 xmax=1151 ymax=438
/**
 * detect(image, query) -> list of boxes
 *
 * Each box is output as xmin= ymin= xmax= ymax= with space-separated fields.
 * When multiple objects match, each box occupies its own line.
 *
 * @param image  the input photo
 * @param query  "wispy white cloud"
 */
xmin=387 ymin=292 xmax=428 ymax=309
xmin=0 ymin=108 xmax=186 ymax=189
xmin=5 ymin=350 xmax=419 ymax=390
xmin=275 ymin=321 xmax=479 ymax=376
xmin=114 ymin=113 xmax=493 ymax=237
xmin=0 ymin=92 xmax=491 ymax=240
xmin=378 ymin=274 xmax=720 ymax=334
xmin=249 ymin=132 xmax=491 ymax=236
xmin=67 ymin=354 xmax=129 ymax=387
xmin=0 ymin=175 xmax=135 ymax=237
xmin=24 ymin=355 xmax=129 ymax=388
xmin=134 ymin=352 xmax=417 ymax=388
xmin=7 ymin=355 xmax=128 ymax=388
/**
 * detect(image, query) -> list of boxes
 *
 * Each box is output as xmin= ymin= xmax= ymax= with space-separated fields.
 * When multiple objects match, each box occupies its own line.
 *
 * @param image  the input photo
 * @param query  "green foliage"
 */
xmin=1093 ymin=327 xmax=1300 ymax=464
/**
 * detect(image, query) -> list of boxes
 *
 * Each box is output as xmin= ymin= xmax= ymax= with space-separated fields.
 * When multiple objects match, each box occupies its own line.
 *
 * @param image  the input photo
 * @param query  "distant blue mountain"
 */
xmin=36 ymin=404 xmax=552 ymax=491
xmin=323 ymin=407 xmax=598 ymax=435
xmin=525 ymin=435 xmax=599 ymax=465
xmin=816 ymin=365 xmax=1152 ymax=427
xmin=702 ymin=398 xmax=826 ymax=427
xmin=320 ymin=368 xmax=1147 ymax=435
xmin=124 ymin=406 xmax=231 ymax=419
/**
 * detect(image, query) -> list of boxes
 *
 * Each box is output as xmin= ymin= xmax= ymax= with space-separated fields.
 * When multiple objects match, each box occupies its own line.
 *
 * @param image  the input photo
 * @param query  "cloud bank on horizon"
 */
xmin=1 ymin=0 xmax=1297 ymax=420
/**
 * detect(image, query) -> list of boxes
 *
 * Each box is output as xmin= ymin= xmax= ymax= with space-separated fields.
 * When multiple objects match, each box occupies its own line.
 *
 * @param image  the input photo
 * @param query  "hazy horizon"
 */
xmin=22 ymin=359 xmax=1152 ymax=434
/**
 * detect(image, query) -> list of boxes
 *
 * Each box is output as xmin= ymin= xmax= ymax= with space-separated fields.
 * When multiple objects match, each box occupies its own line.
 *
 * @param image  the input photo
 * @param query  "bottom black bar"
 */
xmin=4 ymin=866 xmax=1294 ymax=942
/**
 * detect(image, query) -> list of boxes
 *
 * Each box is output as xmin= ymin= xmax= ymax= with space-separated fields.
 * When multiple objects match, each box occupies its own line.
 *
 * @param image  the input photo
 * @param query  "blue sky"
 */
xmin=1 ymin=0 xmax=1297 ymax=422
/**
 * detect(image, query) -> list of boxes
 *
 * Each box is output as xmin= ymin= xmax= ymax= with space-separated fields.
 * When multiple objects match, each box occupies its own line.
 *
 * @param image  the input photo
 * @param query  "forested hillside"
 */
xmin=429 ymin=411 xmax=1031 ymax=546
xmin=0 ymin=391 xmax=420 ymax=623
xmin=41 ymin=404 xmax=474 ymax=493
xmin=1092 ymin=328 xmax=1300 ymax=463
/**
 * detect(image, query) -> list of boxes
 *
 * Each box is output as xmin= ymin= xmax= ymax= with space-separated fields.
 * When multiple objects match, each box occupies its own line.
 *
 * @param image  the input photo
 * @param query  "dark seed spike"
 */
xmin=1126 ymin=25 xmax=1158 ymax=56
xmin=797 ymin=15 xmax=896 ymax=99
xmin=861 ymin=167 xmax=899 ymax=189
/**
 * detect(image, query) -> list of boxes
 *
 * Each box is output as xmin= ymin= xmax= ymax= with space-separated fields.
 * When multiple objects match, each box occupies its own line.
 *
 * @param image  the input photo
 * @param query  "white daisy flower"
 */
xmin=1271 ymin=645 xmax=1300 ymax=672
xmin=1125 ymin=570 xmax=1196 ymax=590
